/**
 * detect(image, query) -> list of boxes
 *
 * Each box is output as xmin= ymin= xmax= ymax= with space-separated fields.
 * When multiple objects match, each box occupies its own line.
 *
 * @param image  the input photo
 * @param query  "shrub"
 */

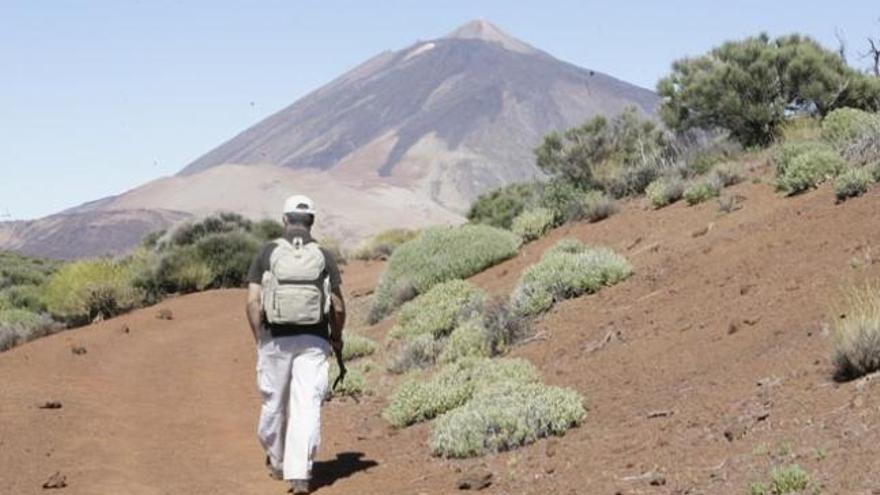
xmin=775 ymin=144 xmax=846 ymax=195
xmin=389 ymin=280 xmax=485 ymax=340
xmin=511 ymin=240 xmax=632 ymax=317
xmin=0 ymin=309 xmax=60 ymax=352
xmin=821 ymin=107 xmax=880 ymax=150
xmin=646 ymin=176 xmax=685 ymax=209
xmin=481 ymin=298 xmax=532 ymax=356
xmin=536 ymin=179 xmax=584 ymax=223
xmin=439 ymin=320 xmax=491 ymax=363
xmin=683 ymin=177 xmax=722 ymax=205
xmin=387 ymin=333 xmax=444 ymax=374
xmin=194 ymin=232 xmax=260 ymax=288
xmin=43 ymin=259 xmax=142 ymax=324
xmin=780 ymin=116 xmax=822 ymax=143
xmin=467 ymin=182 xmax=542 ymax=229
xmin=574 ymin=190 xmax=617 ymax=222
xmin=383 ymin=357 xmax=540 ymax=427
xmin=251 ymin=218 xmax=284 ymax=242
xmin=511 ymin=208 xmax=555 ymax=242
xmin=833 ymin=284 xmax=880 ymax=380
xmin=0 ymin=284 xmax=47 ymax=313
xmin=658 ymin=33 xmax=880 ymax=147
xmin=0 ymin=251 xmax=60 ymax=289
xmin=871 ymin=161 xmax=880 ymax=183
xmin=369 ymin=226 xmax=520 ymax=322
xmin=352 ymin=229 xmax=420 ymax=260
xmin=841 ymin=127 xmax=880 ymax=165
xmin=153 ymin=246 xmax=214 ymax=294
xmin=341 ymin=332 xmax=377 ymax=361
xmin=328 ymin=360 xmax=368 ymax=398
xmin=166 ymin=212 xmax=253 ymax=247
xmin=833 ymin=168 xmax=872 ymax=201
xmin=710 ymin=162 xmax=745 ymax=187
xmin=750 ymin=464 xmax=810 ymax=495
xmin=429 ymin=382 xmax=585 ymax=458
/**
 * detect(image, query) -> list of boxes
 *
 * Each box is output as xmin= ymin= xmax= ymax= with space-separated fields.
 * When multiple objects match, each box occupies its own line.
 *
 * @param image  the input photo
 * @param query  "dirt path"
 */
xmin=3 ymin=177 xmax=880 ymax=494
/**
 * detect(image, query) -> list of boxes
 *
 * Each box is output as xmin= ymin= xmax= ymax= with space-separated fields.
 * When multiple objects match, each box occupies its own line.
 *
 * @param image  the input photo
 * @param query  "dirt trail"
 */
xmin=3 ymin=178 xmax=880 ymax=494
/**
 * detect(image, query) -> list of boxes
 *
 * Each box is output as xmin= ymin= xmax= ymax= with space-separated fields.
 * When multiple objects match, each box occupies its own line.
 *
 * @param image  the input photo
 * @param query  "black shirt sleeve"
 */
xmin=246 ymin=242 xmax=275 ymax=285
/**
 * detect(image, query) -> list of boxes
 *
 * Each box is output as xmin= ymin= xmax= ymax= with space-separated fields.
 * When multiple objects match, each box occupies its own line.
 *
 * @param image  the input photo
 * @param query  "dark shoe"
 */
xmin=289 ymin=479 xmax=309 ymax=494
xmin=266 ymin=455 xmax=283 ymax=481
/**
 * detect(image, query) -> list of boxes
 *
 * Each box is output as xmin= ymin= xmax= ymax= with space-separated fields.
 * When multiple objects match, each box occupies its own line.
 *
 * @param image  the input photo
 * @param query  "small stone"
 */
xmin=156 ymin=309 xmax=173 ymax=320
xmin=71 ymin=346 xmax=87 ymax=356
xmin=42 ymin=471 xmax=67 ymax=489
xmin=118 ymin=324 xmax=130 ymax=334
xmin=650 ymin=475 xmax=667 ymax=486
xmin=723 ymin=423 xmax=748 ymax=442
xmin=38 ymin=401 xmax=62 ymax=410
xmin=727 ymin=321 xmax=739 ymax=335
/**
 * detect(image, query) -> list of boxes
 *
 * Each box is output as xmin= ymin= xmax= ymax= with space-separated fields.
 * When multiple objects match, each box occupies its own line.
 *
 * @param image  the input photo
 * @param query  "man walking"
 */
xmin=245 ymin=195 xmax=346 ymax=494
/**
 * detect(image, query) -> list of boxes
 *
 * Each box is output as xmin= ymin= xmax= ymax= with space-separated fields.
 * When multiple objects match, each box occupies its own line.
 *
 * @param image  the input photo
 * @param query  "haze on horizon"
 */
xmin=2 ymin=0 xmax=878 ymax=220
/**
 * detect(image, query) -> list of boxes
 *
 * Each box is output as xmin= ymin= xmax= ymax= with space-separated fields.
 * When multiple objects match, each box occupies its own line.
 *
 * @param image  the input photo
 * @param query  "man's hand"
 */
xmin=329 ymin=334 xmax=343 ymax=355
xmin=328 ymin=287 xmax=346 ymax=355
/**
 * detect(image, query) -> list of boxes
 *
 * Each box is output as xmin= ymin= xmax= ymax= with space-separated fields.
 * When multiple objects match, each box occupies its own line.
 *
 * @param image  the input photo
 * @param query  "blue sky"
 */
xmin=2 ymin=0 xmax=878 ymax=220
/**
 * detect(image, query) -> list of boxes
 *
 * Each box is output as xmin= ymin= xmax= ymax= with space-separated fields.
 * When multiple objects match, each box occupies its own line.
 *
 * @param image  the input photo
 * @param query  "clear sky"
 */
xmin=2 ymin=0 xmax=878 ymax=220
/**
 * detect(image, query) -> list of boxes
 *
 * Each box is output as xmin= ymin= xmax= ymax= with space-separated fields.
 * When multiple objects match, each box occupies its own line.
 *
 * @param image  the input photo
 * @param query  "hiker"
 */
xmin=245 ymin=194 xmax=346 ymax=494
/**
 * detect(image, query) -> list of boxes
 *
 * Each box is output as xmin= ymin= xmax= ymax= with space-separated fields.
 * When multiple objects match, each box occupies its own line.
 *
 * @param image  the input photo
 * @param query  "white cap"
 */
xmin=283 ymin=194 xmax=317 ymax=215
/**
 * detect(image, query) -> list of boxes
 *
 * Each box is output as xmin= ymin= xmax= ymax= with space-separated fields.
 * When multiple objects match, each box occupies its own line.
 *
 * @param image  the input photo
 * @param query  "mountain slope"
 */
xmin=3 ymin=178 xmax=879 ymax=493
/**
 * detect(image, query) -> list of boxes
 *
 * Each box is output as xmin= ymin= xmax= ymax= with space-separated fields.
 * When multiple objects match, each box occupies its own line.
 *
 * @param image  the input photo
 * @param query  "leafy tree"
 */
xmin=658 ymin=33 xmax=880 ymax=147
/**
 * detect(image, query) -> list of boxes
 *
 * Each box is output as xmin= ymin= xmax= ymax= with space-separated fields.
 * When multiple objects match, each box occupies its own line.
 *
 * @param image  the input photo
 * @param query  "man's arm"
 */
xmin=246 ymin=283 xmax=262 ymax=344
xmin=328 ymin=287 xmax=346 ymax=352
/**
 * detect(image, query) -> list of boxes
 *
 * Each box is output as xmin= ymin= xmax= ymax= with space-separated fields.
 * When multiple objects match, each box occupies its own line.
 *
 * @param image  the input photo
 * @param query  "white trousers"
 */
xmin=256 ymin=332 xmax=330 ymax=480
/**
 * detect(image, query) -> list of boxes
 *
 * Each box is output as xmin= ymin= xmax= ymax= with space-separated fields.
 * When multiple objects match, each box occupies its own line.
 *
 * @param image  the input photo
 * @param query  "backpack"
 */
xmin=261 ymin=237 xmax=331 ymax=326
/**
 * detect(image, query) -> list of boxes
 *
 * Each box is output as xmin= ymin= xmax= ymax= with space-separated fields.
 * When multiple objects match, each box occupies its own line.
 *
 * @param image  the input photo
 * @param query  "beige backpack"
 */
xmin=261 ymin=237 xmax=331 ymax=325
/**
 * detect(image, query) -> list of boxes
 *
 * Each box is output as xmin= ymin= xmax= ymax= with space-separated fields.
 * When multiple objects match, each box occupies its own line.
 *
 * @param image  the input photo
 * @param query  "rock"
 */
xmin=727 ymin=321 xmax=739 ymax=335
xmin=118 ymin=324 xmax=130 ymax=334
xmin=71 ymin=346 xmax=87 ymax=355
xmin=545 ymin=439 xmax=558 ymax=458
xmin=650 ymin=474 xmax=667 ymax=486
xmin=42 ymin=471 xmax=66 ymax=489
xmin=38 ymin=401 xmax=62 ymax=410
xmin=156 ymin=309 xmax=173 ymax=320
xmin=456 ymin=469 xmax=493 ymax=490
xmin=723 ymin=423 xmax=748 ymax=442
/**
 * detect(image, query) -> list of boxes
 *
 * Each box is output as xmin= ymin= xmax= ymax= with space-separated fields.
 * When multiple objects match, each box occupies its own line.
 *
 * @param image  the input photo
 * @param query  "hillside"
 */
xmin=0 ymin=20 xmax=658 ymax=259
xmin=3 ymin=174 xmax=879 ymax=494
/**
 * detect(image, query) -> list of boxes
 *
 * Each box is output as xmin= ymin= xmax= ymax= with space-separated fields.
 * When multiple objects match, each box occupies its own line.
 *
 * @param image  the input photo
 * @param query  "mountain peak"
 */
xmin=443 ymin=19 xmax=536 ymax=54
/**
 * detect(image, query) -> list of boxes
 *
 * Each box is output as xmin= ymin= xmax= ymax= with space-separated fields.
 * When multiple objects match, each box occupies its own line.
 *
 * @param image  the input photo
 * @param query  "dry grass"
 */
xmin=832 ymin=284 xmax=880 ymax=381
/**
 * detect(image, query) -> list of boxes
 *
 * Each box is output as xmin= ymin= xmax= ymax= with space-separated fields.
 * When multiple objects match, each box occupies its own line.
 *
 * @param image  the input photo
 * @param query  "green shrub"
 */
xmin=646 ymin=176 xmax=685 ymax=209
xmin=832 ymin=284 xmax=880 ymax=380
xmin=166 ymin=212 xmax=253 ymax=247
xmin=251 ymin=218 xmax=284 ymax=242
xmin=383 ymin=357 xmax=540 ymax=427
xmin=511 ymin=239 xmax=632 ymax=317
xmin=833 ymin=168 xmax=872 ymax=201
xmin=480 ymin=298 xmax=533 ymax=356
xmin=387 ymin=333 xmax=444 ymax=374
xmin=342 ymin=332 xmax=377 ymax=361
xmin=369 ymin=226 xmax=520 ymax=322
xmin=575 ymin=190 xmax=617 ymax=222
xmin=429 ymin=382 xmax=585 ymax=458
xmin=0 ymin=309 xmax=61 ymax=352
xmin=774 ymin=141 xmax=845 ymax=194
xmin=683 ymin=177 xmax=722 ymax=205
xmin=536 ymin=179 xmax=584 ymax=223
xmin=467 ymin=182 xmax=541 ymax=229
xmin=711 ymin=162 xmax=745 ymax=187
xmin=821 ymin=107 xmax=880 ymax=149
xmin=511 ymin=208 xmax=555 ymax=242
xmin=750 ymin=464 xmax=810 ymax=495
xmin=0 ymin=251 xmax=60 ymax=289
xmin=390 ymin=280 xmax=485 ymax=340
xmin=871 ymin=161 xmax=880 ymax=183
xmin=0 ymin=284 xmax=47 ymax=313
xmin=352 ymin=229 xmax=420 ymax=260
xmin=194 ymin=232 xmax=260 ymax=288
xmin=154 ymin=246 xmax=214 ymax=294
xmin=43 ymin=259 xmax=142 ymax=324
xmin=328 ymin=360 xmax=368 ymax=398
xmin=439 ymin=320 xmax=491 ymax=363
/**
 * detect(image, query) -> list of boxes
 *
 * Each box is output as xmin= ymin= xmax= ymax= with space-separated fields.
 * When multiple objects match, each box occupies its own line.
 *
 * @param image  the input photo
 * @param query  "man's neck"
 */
xmin=284 ymin=225 xmax=312 ymax=241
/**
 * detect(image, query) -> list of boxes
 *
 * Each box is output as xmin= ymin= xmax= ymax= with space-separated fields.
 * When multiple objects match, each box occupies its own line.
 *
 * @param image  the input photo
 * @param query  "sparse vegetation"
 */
xmin=574 ymin=190 xmax=617 ymax=222
xmin=832 ymin=284 xmax=880 ymax=380
xmin=0 ymin=309 xmax=60 ymax=352
xmin=646 ymin=176 xmax=685 ymax=209
xmin=511 ymin=239 xmax=632 ymax=317
xmin=352 ymin=228 xmax=420 ymax=260
xmin=387 ymin=333 xmax=445 ymax=374
xmin=369 ymin=225 xmax=520 ymax=323
xmin=749 ymin=464 xmax=811 ymax=495
xmin=382 ymin=357 xmax=540 ymax=427
xmin=429 ymin=382 xmax=585 ymax=458
xmin=511 ymin=208 xmax=555 ymax=242
xmin=389 ymin=280 xmax=485 ymax=340
xmin=774 ymin=141 xmax=845 ymax=195
xmin=341 ymin=331 xmax=378 ymax=361
xmin=683 ymin=176 xmax=722 ymax=205
xmin=833 ymin=168 xmax=872 ymax=201
xmin=467 ymin=182 xmax=541 ymax=229
xmin=328 ymin=360 xmax=369 ymax=398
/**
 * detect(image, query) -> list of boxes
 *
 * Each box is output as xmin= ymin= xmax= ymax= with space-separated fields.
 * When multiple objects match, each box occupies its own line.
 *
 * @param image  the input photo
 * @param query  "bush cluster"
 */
xmin=511 ymin=239 xmax=632 ymax=317
xmin=774 ymin=141 xmax=845 ymax=195
xmin=645 ymin=176 xmax=685 ymax=209
xmin=43 ymin=259 xmax=143 ymax=325
xmin=352 ymin=229 xmax=420 ymax=261
xmin=511 ymin=208 xmax=555 ymax=242
xmin=467 ymin=182 xmax=542 ymax=229
xmin=369 ymin=225 xmax=520 ymax=323
xmin=430 ymin=382 xmax=586 ymax=458
xmin=382 ymin=357 xmax=540 ymax=427
xmin=833 ymin=168 xmax=872 ymax=201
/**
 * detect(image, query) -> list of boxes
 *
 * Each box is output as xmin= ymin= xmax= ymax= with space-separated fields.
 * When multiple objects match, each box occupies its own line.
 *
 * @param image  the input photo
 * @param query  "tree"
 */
xmin=658 ymin=33 xmax=880 ymax=147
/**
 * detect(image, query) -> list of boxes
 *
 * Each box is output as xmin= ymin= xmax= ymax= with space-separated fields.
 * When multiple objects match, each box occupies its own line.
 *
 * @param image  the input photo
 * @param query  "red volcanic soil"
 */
xmin=3 ymin=178 xmax=880 ymax=494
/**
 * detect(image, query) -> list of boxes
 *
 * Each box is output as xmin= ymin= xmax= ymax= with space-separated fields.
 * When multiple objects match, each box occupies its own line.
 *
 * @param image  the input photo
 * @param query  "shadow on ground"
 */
xmin=312 ymin=452 xmax=378 ymax=489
